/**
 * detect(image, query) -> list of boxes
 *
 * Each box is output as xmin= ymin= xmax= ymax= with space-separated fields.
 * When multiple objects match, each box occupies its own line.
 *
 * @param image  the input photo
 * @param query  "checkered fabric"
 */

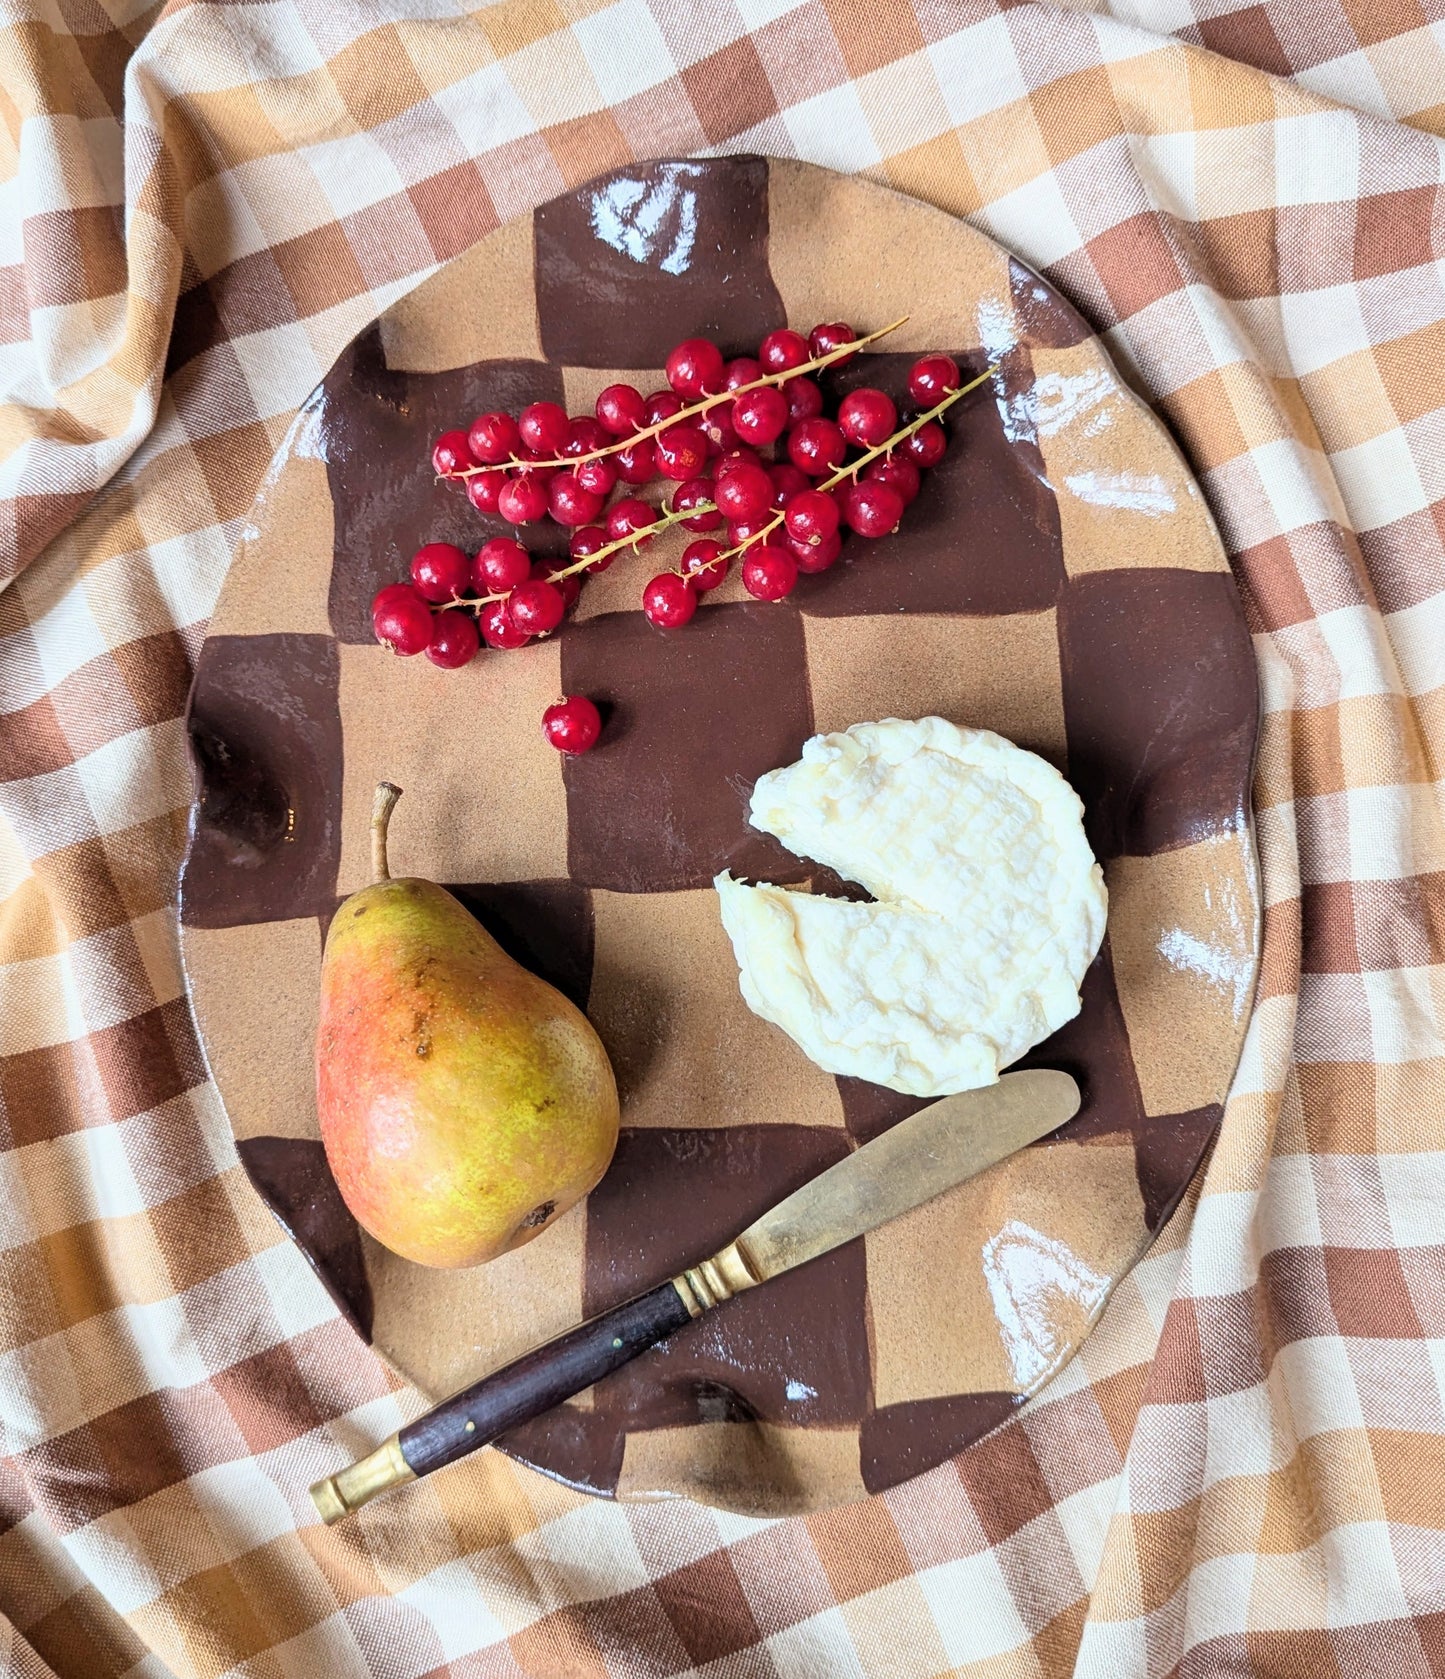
xmin=1 ymin=0 xmax=1442 ymax=1674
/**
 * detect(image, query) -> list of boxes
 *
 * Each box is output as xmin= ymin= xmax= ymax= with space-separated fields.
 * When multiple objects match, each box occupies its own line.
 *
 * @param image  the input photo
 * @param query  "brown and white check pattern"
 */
xmin=1 ymin=0 xmax=1443 ymax=1674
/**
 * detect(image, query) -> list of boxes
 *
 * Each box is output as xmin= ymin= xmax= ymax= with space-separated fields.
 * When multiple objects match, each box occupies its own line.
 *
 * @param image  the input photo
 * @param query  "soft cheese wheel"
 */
xmin=714 ymin=718 xmax=1108 ymax=1097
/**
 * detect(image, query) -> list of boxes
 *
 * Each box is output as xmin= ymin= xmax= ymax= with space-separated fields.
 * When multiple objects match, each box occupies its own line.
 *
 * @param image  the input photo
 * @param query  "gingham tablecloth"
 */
xmin=2 ymin=1 xmax=1443 ymax=1674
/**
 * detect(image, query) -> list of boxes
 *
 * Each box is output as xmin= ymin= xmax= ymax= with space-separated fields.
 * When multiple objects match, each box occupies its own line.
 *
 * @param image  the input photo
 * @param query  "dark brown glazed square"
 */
xmin=584 ymin=1126 xmax=872 ymax=1428
xmin=860 ymin=1391 xmax=1019 ymax=1495
xmin=533 ymin=158 xmax=785 ymax=366
xmin=445 ymin=881 xmax=594 ymax=1014
xmin=559 ymin=603 xmax=817 ymax=893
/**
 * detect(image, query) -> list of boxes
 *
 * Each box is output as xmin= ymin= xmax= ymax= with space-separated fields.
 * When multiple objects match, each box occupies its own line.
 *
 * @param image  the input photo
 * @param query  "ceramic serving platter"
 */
xmin=179 ymin=157 xmax=1260 ymax=1517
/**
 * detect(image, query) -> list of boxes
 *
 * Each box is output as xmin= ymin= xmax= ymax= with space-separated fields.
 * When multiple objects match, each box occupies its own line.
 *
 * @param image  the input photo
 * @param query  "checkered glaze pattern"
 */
xmin=181 ymin=156 xmax=1259 ymax=1515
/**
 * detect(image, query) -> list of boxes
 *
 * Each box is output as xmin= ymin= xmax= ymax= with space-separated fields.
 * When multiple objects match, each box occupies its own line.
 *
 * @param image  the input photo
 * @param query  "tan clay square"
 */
xmin=381 ymin=216 xmax=543 ymax=370
xmin=208 ymin=452 xmax=334 ymax=639
xmin=587 ymin=888 xmax=845 ymax=1131
xmin=867 ymin=1139 xmax=1145 ymax=1407
xmin=182 ymin=918 xmax=322 ymax=1142
xmin=618 ymin=1421 xmax=865 ymax=1515
xmin=804 ymin=608 xmax=1068 ymax=768
xmin=336 ymin=639 xmax=567 ymax=892
xmin=1106 ymin=831 xmax=1260 ymax=1117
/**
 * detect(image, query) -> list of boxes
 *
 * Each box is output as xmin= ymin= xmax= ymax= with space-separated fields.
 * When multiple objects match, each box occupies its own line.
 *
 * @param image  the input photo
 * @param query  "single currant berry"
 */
xmin=474 ymin=536 xmax=532 ymax=592
xmin=727 ymin=515 xmax=775 ymax=548
xmin=565 ymin=417 xmax=610 ymax=457
xmin=731 ymin=385 xmax=788 ymax=447
xmin=547 ymin=472 xmax=605 ymax=527
xmin=808 ymin=321 xmax=857 ymax=365
xmin=372 ymin=583 xmax=433 ymax=655
xmin=784 ymin=489 xmax=841 ymax=549
xmin=411 ymin=541 xmax=471 ymax=602
xmin=666 ymin=337 xmax=725 ymax=398
xmin=784 ymin=377 xmax=824 ymax=424
xmin=681 ymin=539 xmax=728 ymax=591
xmin=513 ymin=447 xmax=558 ymax=484
xmin=614 ymin=439 xmax=656 ymax=484
xmin=838 ymin=387 xmax=898 ymax=449
xmin=904 ymin=420 xmax=947 ymax=469
xmin=467 ymin=411 xmax=521 ymax=465
xmin=841 ymin=478 xmax=905 ymax=538
xmin=426 ymin=608 xmax=481 ymax=669
xmin=535 ymin=557 xmax=582 ymax=612
xmin=655 ymin=424 xmax=709 ymax=481
xmin=788 ymin=417 xmax=847 ymax=477
xmin=758 ymin=328 xmax=810 ymax=376
xmin=863 ymin=455 xmax=922 ymax=505
xmin=768 ymin=462 xmax=812 ymax=509
xmin=466 ymin=471 xmax=503 ymax=514
xmin=497 ymin=474 xmax=549 ymax=524
xmin=789 ymin=528 xmax=842 ymax=573
xmin=723 ymin=356 xmax=763 ymax=391
xmin=479 ymin=598 xmax=531 ymax=650
xmin=644 ymin=389 xmax=683 ymax=427
xmin=575 ymin=454 xmax=618 ymax=496
xmin=433 ymin=429 xmax=475 ymax=476
xmin=570 ymin=525 xmax=613 ymax=573
xmin=606 ymin=498 xmax=658 ymax=547
xmin=642 ymin=571 xmax=698 ymax=628
xmin=742 ymin=545 xmax=798 ymax=602
xmin=596 ymin=383 xmax=646 ymax=437
xmin=699 ymin=407 xmax=738 ymax=456
xmin=542 ymin=694 xmax=603 ymax=754
xmin=713 ymin=461 xmax=773 ymax=523
xmin=518 ymin=401 xmax=570 ymax=456
xmin=507 ymin=577 xmax=566 ymax=636
xmin=908 ymin=353 xmax=961 ymax=406
xmin=715 ymin=444 xmax=763 ymax=476
xmin=672 ymin=478 xmax=722 ymax=532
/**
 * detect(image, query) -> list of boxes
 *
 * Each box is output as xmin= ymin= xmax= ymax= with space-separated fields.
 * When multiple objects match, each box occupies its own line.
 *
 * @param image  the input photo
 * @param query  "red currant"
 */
xmin=410 ymin=541 xmax=470 ymax=602
xmin=715 ymin=444 xmax=763 ymax=476
xmin=507 ymin=578 xmax=565 ymax=635
xmin=642 ymin=572 xmax=697 ymax=628
xmin=904 ymin=421 xmax=947 ymax=469
xmin=565 ymin=417 xmax=610 ymax=457
xmin=614 ymin=439 xmax=656 ymax=484
xmin=788 ymin=417 xmax=847 ymax=477
xmin=672 ymin=478 xmax=721 ymax=532
xmin=570 ymin=525 xmax=613 ymax=573
xmin=497 ymin=474 xmax=548 ymax=524
xmin=785 ymin=378 xmax=824 ymax=424
xmin=479 ymin=599 xmax=531 ymax=649
xmin=372 ymin=583 xmax=432 ymax=655
xmin=768 ymin=462 xmax=811 ymax=509
xmin=783 ymin=489 xmax=840 ymax=550
xmin=699 ymin=406 xmax=738 ymax=456
xmin=863 ymin=456 xmax=922 ymax=505
xmin=513 ymin=447 xmax=558 ymax=484
xmin=758 ymin=329 xmax=809 ymax=376
xmin=789 ymin=528 xmax=842 ymax=572
xmin=808 ymin=321 xmax=857 ymax=365
xmin=838 ymin=387 xmax=897 ymax=449
xmin=908 ymin=354 xmax=961 ymax=406
xmin=840 ymin=478 xmax=905 ymax=537
xmin=518 ymin=401 xmax=570 ymax=456
xmin=535 ymin=557 xmax=582 ymax=611
xmin=723 ymin=356 xmax=763 ymax=391
xmin=666 ymin=337 xmax=725 ymax=398
xmin=466 ymin=471 xmax=503 ymax=514
xmin=433 ymin=429 xmax=476 ymax=476
xmin=742 ymin=546 xmax=798 ymax=601
xmin=474 ymin=537 xmax=532 ymax=592
xmin=606 ymin=498 xmax=658 ymax=547
xmin=731 ymin=385 xmax=788 ymax=447
xmin=655 ymin=424 xmax=709 ymax=481
xmin=426 ymin=608 xmax=480 ymax=669
xmin=468 ymin=411 xmax=520 ymax=465
xmin=575 ymin=454 xmax=617 ymax=496
xmin=727 ymin=515 xmax=776 ymax=548
xmin=713 ymin=461 xmax=773 ymax=523
xmin=596 ymin=384 xmax=646 ymax=437
xmin=644 ymin=390 xmax=682 ymax=427
xmin=681 ymin=539 xmax=728 ymax=591
xmin=547 ymin=472 xmax=604 ymax=527
xmin=543 ymin=694 xmax=602 ymax=754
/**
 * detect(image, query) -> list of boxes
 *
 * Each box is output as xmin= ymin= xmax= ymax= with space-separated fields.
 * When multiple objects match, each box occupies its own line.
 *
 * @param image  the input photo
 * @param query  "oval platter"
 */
xmin=179 ymin=156 xmax=1260 ymax=1517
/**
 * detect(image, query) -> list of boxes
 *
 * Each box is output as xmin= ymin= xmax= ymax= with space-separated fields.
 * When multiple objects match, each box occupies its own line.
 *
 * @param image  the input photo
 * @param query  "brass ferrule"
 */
xmin=672 ymin=1241 xmax=761 ymax=1317
xmin=310 ymin=1433 xmax=415 ymax=1525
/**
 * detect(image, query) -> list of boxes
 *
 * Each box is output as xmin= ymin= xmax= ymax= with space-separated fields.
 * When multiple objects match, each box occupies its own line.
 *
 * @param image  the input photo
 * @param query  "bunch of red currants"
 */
xmin=370 ymin=318 xmax=984 ymax=750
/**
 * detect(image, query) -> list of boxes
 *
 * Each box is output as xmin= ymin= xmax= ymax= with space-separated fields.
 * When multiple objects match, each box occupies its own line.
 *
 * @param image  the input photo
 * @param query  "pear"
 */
xmin=315 ymin=782 xmax=619 ymax=1268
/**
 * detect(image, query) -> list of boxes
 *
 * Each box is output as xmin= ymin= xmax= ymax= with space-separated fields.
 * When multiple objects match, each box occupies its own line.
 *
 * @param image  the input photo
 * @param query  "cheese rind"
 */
xmin=714 ymin=718 xmax=1107 ymax=1097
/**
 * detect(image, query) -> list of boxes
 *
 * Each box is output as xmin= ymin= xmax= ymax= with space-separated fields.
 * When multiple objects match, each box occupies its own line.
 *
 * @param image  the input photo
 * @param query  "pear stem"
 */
xmin=371 ymin=782 xmax=402 ymax=883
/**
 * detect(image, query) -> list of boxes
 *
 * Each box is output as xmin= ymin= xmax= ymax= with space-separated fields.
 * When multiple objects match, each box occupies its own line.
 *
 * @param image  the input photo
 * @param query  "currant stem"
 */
xmin=441 ymin=317 xmax=911 ymax=481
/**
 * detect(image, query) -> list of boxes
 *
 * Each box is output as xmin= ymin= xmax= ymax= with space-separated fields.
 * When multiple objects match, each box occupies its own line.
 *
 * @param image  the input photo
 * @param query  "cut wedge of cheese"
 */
xmin=714 ymin=718 xmax=1107 ymax=1097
